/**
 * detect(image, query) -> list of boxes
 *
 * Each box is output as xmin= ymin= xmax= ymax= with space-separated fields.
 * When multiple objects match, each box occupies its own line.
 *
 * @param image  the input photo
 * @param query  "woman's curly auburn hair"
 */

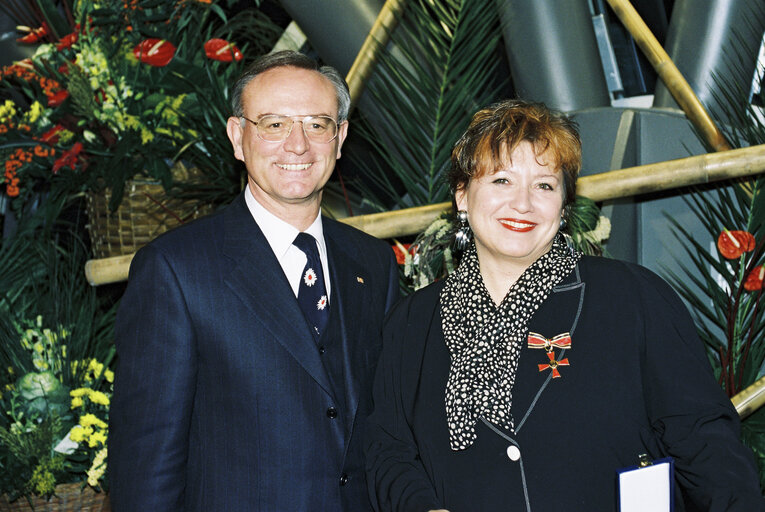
xmin=448 ymin=99 xmax=582 ymax=208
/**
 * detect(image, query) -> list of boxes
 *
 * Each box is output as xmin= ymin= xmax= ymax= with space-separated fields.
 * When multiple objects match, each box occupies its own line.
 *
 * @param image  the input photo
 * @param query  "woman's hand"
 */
xmin=429 ymin=510 xmax=450 ymax=511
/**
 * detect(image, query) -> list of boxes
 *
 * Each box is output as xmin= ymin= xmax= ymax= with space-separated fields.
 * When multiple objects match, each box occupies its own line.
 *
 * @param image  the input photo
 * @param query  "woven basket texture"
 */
xmin=85 ymin=176 xmax=213 ymax=259
xmin=0 ymin=483 xmax=110 ymax=512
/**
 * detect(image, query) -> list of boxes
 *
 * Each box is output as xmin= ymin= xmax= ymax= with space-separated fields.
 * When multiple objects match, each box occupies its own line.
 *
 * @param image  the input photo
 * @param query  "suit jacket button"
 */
xmin=318 ymin=346 xmax=326 ymax=354
xmin=506 ymin=445 xmax=521 ymax=461
xmin=339 ymin=473 xmax=349 ymax=486
xmin=326 ymin=407 xmax=338 ymax=419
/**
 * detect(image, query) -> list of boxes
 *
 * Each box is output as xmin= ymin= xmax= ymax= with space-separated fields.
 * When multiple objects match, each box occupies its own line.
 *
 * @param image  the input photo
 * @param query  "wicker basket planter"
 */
xmin=0 ymin=483 xmax=110 ymax=512
xmin=85 ymin=173 xmax=213 ymax=259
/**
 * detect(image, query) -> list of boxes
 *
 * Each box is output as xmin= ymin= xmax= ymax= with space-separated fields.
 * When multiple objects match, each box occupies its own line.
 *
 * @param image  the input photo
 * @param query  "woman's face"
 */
xmin=455 ymin=140 xmax=564 ymax=273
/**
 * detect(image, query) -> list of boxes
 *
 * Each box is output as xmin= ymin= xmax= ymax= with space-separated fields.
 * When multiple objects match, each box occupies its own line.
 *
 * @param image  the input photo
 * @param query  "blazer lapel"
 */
xmin=221 ymin=195 xmax=334 ymax=397
xmin=514 ymin=264 xmax=586 ymax=433
xmin=324 ymin=224 xmax=370 ymax=433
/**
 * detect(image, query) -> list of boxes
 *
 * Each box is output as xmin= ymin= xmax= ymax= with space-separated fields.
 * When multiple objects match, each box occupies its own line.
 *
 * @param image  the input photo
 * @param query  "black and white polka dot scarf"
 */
xmin=440 ymin=234 xmax=581 ymax=450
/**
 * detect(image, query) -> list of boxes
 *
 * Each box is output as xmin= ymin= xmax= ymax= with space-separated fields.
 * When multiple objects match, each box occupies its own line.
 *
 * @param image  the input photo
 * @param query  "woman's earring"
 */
xmin=454 ymin=210 xmax=472 ymax=250
xmin=559 ymin=217 xmax=567 ymax=231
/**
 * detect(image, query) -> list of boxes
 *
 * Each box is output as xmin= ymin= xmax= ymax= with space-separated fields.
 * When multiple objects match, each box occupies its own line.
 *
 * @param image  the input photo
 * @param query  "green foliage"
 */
xmin=665 ymin=178 xmax=765 ymax=395
xmin=742 ymin=406 xmax=765 ymax=492
xmin=1 ymin=0 xmax=281 ymax=211
xmin=347 ymin=0 xmax=508 ymax=211
xmin=0 ymin=395 xmax=67 ymax=500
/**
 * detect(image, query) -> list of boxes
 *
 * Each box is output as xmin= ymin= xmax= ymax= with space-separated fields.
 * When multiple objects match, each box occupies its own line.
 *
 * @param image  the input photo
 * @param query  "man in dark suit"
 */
xmin=110 ymin=50 xmax=399 ymax=511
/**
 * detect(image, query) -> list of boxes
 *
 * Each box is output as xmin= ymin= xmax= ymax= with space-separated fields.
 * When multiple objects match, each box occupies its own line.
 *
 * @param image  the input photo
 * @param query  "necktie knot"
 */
xmin=293 ymin=232 xmax=319 ymax=257
xmin=293 ymin=232 xmax=329 ymax=339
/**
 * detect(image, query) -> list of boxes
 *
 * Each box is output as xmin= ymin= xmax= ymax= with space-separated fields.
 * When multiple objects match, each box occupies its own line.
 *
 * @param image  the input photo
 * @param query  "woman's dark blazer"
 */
xmin=366 ymin=256 xmax=763 ymax=512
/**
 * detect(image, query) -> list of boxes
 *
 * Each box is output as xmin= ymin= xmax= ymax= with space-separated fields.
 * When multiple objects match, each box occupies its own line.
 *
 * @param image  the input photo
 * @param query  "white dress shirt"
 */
xmin=244 ymin=187 xmax=331 ymax=300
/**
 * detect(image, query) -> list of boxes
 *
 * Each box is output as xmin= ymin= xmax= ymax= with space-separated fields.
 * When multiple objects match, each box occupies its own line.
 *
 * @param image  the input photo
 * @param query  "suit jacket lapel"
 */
xmin=221 ymin=195 xmax=334 ymax=397
xmin=515 ymin=264 xmax=586 ymax=433
xmin=324 ymin=222 xmax=370 ymax=433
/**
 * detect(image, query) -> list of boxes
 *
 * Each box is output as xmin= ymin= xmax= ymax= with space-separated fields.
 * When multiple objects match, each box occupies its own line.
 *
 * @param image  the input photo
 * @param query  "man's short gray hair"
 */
xmin=230 ymin=50 xmax=351 ymax=122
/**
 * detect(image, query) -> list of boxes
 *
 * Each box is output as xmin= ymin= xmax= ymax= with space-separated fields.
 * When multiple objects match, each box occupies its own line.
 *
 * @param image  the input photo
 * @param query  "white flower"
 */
xmin=317 ymin=296 xmax=328 ymax=310
xmin=303 ymin=268 xmax=317 ymax=287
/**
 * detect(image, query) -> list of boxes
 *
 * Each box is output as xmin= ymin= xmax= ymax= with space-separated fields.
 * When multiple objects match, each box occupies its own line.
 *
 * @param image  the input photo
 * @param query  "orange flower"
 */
xmin=47 ymin=89 xmax=69 ymax=107
xmin=744 ymin=266 xmax=764 ymax=292
xmin=34 ymin=145 xmax=52 ymax=157
xmin=56 ymin=32 xmax=78 ymax=50
xmin=5 ymin=183 xmax=20 ymax=197
xmin=717 ymin=229 xmax=756 ymax=259
xmin=5 ymin=160 xmax=22 ymax=174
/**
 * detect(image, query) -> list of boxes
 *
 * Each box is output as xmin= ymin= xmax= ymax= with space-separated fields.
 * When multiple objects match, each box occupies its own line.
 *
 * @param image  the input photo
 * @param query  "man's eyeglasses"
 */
xmin=240 ymin=114 xmax=340 ymax=143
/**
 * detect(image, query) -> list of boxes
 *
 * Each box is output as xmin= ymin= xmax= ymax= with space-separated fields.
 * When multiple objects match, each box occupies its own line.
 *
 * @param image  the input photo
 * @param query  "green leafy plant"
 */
xmin=664 ymin=5 xmax=765 ymax=485
xmin=345 ymin=0 xmax=508 ymax=212
xmin=1 ymin=0 xmax=281 ymax=213
xmin=0 ymin=205 xmax=116 ymax=500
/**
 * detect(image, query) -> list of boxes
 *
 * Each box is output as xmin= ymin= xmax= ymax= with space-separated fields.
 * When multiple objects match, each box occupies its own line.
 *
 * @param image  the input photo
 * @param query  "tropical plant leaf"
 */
xmin=346 ymin=0 xmax=508 ymax=211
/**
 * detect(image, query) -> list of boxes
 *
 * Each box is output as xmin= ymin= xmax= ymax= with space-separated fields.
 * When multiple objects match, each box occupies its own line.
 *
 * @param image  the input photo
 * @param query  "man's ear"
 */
xmin=226 ymin=117 xmax=245 ymax=162
xmin=335 ymin=120 xmax=349 ymax=159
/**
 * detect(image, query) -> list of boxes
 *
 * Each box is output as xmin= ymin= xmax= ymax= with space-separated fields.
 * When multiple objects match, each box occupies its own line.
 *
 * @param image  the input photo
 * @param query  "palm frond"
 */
xmin=347 ymin=0 xmax=507 ymax=211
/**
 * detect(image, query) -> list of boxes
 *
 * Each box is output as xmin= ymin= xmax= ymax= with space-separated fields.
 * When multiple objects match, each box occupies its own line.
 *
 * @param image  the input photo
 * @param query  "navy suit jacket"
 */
xmin=110 ymin=192 xmax=399 ymax=511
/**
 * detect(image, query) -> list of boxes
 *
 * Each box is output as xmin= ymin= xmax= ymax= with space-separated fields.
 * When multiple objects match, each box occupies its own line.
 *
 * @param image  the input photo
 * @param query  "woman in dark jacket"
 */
xmin=365 ymin=99 xmax=763 ymax=512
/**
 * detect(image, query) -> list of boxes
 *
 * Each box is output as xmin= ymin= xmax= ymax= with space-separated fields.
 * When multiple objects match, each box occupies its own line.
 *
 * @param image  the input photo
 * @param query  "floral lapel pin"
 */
xmin=528 ymin=332 xmax=571 ymax=379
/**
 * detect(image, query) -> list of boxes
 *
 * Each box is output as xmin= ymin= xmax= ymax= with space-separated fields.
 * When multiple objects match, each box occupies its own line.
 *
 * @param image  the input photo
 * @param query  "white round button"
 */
xmin=506 ymin=445 xmax=521 ymax=461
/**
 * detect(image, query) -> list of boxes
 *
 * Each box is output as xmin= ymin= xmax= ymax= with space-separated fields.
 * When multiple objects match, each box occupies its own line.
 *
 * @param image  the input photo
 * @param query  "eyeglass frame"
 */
xmin=239 ymin=114 xmax=343 ymax=143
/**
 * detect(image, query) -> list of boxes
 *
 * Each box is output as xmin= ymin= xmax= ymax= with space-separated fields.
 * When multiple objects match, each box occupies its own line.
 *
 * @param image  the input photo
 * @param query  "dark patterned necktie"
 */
xmin=293 ymin=232 xmax=329 ymax=339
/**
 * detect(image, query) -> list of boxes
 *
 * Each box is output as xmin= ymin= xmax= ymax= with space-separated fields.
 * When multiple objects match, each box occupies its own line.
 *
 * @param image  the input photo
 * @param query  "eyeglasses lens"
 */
xmin=257 ymin=115 xmax=337 ymax=143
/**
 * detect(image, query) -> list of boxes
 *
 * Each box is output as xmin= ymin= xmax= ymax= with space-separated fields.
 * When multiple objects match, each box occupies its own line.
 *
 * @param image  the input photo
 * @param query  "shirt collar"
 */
xmin=244 ymin=186 xmax=325 ymax=258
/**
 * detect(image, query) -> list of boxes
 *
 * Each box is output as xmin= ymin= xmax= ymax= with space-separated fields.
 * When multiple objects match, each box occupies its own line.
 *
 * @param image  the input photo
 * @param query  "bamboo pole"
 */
xmin=604 ymin=0 xmax=731 ymax=152
xmin=733 ymin=375 xmax=765 ymax=420
xmin=344 ymin=0 xmax=406 ymax=109
xmin=84 ymin=143 xmax=765 ymax=286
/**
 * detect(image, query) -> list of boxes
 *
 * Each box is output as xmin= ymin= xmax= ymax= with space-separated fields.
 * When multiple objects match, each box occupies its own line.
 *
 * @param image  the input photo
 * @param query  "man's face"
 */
xmin=226 ymin=66 xmax=348 ymax=215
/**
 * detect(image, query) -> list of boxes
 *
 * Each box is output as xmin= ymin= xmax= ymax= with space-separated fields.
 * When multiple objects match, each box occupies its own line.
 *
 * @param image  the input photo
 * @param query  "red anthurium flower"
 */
xmin=717 ymin=229 xmax=756 ymax=259
xmin=56 ymin=32 xmax=78 ymax=50
xmin=744 ymin=266 xmax=764 ymax=291
xmin=41 ymin=124 xmax=65 ymax=144
xmin=391 ymin=243 xmax=413 ymax=265
xmin=133 ymin=39 xmax=176 ymax=67
xmin=204 ymin=38 xmax=243 ymax=62
xmin=47 ymin=90 xmax=69 ymax=107
xmin=52 ymin=142 xmax=83 ymax=173
xmin=16 ymin=22 xmax=49 ymax=44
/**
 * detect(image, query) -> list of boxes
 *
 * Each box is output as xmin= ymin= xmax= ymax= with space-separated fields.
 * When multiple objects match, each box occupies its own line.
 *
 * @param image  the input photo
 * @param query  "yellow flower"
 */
xmin=89 ymin=390 xmax=110 ymax=406
xmin=28 ymin=101 xmax=43 ymax=123
xmin=123 ymin=114 xmax=141 ymax=130
xmin=87 ymin=447 xmax=108 ymax=487
xmin=80 ymin=413 xmax=107 ymax=429
xmin=88 ymin=429 xmax=107 ymax=448
xmin=7 ymin=366 xmax=13 ymax=375
xmin=69 ymin=425 xmax=88 ymax=442
xmin=0 ymin=99 xmax=16 ymax=123
xmin=71 ymin=396 xmax=84 ymax=409
xmin=90 ymin=359 xmax=104 ymax=376
xmin=140 ymin=128 xmax=154 ymax=144
xmin=59 ymin=128 xmax=75 ymax=143
xmin=104 ymin=369 xmax=114 ymax=383
xmin=70 ymin=387 xmax=91 ymax=397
